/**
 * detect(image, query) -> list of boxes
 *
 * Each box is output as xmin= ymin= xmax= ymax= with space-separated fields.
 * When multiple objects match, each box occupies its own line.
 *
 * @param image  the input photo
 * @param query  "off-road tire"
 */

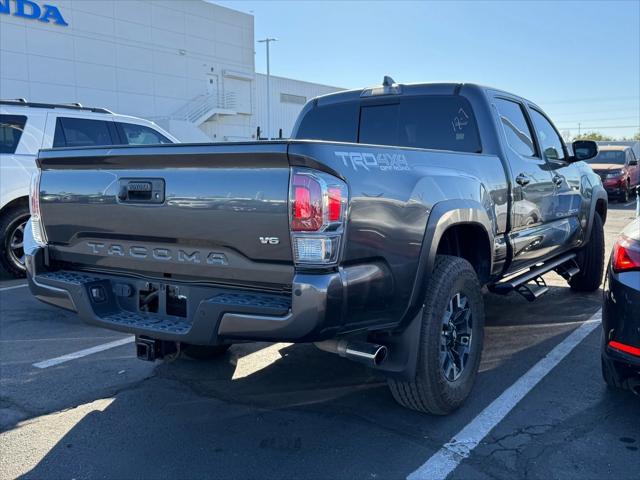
xmin=569 ymin=213 xmax=604 ymax=292
xmin=182 ymin=343 xmax=232 ymax=360
xmin=387 ymin=255 xmax=485 ymax=415
xmin=0 ymin=203 xmax=30 ymax=278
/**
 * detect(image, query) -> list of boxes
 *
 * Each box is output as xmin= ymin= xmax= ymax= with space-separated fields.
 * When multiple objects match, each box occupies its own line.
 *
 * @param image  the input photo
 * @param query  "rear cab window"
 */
xmin=294 ymin=95 xmax=482 ymax=153
xmin=0 ymin=114 xmax=27 ymax=154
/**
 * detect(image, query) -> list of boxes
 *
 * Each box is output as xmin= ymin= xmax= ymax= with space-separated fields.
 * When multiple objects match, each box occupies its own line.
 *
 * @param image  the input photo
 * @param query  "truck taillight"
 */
xmin=289 ymin=168 xmax=347 ymax=265
xmin=29 ymin=171 xmax=47 ymax=246
xmin=612 ymin=236 xmax=640 ymax=273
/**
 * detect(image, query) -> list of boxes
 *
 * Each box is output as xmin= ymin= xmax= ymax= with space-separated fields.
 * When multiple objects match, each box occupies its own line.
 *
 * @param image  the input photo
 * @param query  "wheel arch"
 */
xmin=0 ymin=195 xmax=29 ymax=220
xmin=586 ymin=186 xmax=608 ymax=242
xmin=406 ymin=199 xmax=495 ymax=319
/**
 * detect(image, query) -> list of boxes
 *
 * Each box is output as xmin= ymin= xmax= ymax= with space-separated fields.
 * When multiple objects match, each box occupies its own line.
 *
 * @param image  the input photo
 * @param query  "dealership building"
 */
xmin=0 ymin=0 xmax=342 ymax=141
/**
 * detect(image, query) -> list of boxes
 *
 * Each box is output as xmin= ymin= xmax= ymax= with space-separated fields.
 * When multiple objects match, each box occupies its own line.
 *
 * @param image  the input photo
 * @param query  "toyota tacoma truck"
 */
xmin=24 ymin=79 xmax=608 ymax=415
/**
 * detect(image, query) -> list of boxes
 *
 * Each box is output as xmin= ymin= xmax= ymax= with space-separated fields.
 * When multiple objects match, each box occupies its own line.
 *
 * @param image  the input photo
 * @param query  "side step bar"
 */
xmin=490 ymin=253 xmax=578 ymax=301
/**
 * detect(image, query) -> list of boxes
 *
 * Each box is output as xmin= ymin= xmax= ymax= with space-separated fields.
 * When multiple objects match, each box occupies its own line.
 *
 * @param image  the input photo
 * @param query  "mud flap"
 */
xmin=370 ymin=307 xmax=423 ymax=381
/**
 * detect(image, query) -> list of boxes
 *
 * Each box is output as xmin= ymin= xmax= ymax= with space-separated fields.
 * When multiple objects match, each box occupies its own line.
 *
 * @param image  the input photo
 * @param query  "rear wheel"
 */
xmin=569 ymin=213 xmax=604 ymax=292
xmin=387 ymin=255 xmax=484 ymax=415
xmin=182 ymin=343 xmax=232 ymax=360
xmin=0 ymin=204 xmax=30 ymax=278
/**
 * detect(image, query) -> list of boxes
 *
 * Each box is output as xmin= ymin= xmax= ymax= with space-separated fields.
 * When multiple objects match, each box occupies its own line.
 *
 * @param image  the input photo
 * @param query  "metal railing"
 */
xmin=172 ymin=92 xmax=237 ymax=125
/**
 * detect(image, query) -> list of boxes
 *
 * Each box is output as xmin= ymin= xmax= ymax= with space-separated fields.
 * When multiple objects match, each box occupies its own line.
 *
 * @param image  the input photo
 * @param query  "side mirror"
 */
xmin=629 ymin=159 xmax=638 ymax=166
xmin=571 ymin=140 xmax=598 ymax=162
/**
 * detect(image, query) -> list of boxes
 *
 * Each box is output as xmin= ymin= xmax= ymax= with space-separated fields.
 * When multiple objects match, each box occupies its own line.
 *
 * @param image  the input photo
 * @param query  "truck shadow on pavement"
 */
xmin=16 ymin=286 xmax=614 ymax=479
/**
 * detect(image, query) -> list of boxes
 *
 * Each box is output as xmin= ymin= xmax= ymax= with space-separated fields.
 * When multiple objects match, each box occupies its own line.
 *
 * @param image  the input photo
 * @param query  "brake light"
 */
xmin=612 ymin=236 xmax=640 ymax=272
xmin=328 ymin=187 xmax=342 ymax=222
xmin=291 ymin=174 xmax=323 ymax=231
xmin=289 ymin=168 xmax=347 ymax=265
xmin=29 ymin=171 xmax=47 ymax=246
xmin=609 ymin=341 xmax=640 ymax=357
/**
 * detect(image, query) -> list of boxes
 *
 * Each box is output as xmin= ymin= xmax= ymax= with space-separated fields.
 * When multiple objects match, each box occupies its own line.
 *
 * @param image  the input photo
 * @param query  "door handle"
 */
xmin=515 ymin=173 xmax=530 ymax=186
xmin=552 ymin=175 xmax=564 ymax=186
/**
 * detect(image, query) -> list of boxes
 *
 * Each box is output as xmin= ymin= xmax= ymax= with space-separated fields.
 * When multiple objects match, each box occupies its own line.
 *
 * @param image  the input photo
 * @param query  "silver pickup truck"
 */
xmin=25 ymin=80 xmax=607 ymax=414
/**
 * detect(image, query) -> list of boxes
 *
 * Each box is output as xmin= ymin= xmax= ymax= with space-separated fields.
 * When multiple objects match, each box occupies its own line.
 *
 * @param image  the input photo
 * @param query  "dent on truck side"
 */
xmin=288 ymin=140 xmax=507 ymax=331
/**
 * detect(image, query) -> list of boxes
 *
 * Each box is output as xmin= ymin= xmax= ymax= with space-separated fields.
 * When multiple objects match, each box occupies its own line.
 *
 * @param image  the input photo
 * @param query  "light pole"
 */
xmin=258 ymin=37 xmax=277 ymax=140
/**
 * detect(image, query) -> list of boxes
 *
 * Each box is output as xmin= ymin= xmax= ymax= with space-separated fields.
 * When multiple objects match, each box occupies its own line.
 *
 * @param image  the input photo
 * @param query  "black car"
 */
xmin=602 ymin=217 xmax=640 ymax=394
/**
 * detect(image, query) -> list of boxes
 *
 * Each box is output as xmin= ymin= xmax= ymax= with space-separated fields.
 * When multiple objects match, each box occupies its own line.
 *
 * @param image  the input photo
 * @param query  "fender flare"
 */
xmin=408 ymin=199 xmax=494 ymax=312
xmin=376 ymin=199 xmax=494 ymax=381
xmin=584 ymin=185 xmax=608 ymax=242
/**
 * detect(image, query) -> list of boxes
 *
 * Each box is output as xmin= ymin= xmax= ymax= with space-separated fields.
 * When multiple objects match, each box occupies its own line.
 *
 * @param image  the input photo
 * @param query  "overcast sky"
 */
xmin=216 ymin=0 xmax=640 ymax=139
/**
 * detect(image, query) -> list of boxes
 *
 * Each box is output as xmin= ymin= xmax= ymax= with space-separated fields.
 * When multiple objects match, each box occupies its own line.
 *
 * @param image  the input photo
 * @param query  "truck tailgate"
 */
xmin=37 ymin=143 xmax=294 ymax=289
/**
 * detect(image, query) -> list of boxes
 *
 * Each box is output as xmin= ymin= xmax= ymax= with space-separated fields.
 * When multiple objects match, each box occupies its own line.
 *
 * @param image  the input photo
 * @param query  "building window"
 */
xmin=280 ymin=93 xmax=307 ymax=105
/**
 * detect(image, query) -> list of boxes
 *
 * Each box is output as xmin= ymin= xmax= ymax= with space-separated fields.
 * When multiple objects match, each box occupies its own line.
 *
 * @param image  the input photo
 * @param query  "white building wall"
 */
xmin=255 ymin=73 xmax=343 ymax=139
xmin=0 ymin=0 xmax=343 ymax=142
xmin=1 ymin=0 xmax=256 ymax=141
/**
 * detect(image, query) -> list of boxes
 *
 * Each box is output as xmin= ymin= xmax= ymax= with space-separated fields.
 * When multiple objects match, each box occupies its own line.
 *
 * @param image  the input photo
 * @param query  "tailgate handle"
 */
xmin=118 ymin=179 xmax=165 ymax=203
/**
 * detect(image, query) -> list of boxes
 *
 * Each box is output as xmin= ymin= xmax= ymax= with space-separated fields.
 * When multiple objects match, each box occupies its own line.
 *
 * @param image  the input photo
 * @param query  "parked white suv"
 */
xmin=0 ymin=99 xmax=178 ymax=277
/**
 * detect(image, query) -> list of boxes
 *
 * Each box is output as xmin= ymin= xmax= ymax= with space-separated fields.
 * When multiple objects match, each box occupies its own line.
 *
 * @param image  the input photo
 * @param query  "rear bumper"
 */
xmin=26 ymin=245 xmax=348 ymax=344
xmin=601 ymin=267 xmax=640 ymax=371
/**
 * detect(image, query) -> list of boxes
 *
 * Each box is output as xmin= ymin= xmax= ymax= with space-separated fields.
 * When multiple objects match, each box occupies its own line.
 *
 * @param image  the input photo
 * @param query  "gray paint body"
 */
xmin=26 ymin=83 xmax=607 ymax=347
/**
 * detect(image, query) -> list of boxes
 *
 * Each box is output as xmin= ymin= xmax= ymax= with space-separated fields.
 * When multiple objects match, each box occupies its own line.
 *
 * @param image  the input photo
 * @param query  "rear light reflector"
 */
xmin=609 ymin=341 xmax=640 ymax=357
xmin=29 ymin=171 xmax=47 ymax=246
xmin=289 ymin=168 xmax=347 ymax=266
xmin=612 ymin=236 xmax=640 ymax=272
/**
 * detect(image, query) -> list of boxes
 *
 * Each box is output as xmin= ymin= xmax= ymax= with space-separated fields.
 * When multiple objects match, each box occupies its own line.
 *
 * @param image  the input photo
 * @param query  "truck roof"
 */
xmin=309 ymin=80 xmax=537 ymax=109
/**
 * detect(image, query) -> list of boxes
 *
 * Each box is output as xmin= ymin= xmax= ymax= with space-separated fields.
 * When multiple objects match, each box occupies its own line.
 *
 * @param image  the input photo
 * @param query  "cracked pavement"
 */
xmin=0 ymin=203 xmax=638 ymax=480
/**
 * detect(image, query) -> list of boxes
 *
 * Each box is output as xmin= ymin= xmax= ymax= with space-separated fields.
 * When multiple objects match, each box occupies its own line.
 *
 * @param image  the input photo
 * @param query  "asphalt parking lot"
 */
xmin=0 ymin=202 xmax=638 ymax=480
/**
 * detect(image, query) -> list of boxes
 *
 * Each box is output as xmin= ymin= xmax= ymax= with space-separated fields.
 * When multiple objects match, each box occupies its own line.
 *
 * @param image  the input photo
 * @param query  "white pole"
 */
xmin=266 ymin=40 xmax=270 ymax=140
xmin=258 ymin=38 xmax=277 ymax=140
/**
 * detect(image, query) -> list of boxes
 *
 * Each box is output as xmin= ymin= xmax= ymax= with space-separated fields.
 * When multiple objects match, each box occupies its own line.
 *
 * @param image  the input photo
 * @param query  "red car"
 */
xmin=587 ymin=145 xmax=640 ymax=202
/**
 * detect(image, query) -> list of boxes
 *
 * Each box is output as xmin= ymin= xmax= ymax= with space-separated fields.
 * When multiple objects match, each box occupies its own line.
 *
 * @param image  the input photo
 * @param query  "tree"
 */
xmin=573 ymin=131 xmax=614 ymax=141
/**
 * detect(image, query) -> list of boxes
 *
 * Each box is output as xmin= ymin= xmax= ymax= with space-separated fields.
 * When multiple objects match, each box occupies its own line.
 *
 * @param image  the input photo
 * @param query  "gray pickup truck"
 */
xmin=25 ymin=79 xmax=607 ymax=414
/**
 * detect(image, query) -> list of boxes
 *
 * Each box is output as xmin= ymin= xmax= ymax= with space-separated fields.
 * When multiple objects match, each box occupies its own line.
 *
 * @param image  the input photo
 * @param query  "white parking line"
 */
xmin=33 ymin=336 xmax=135 ymax=369
xmin=408 ymin=311 xmax=601 ymax=480
xmin=0 ymin=283 xmax=27 ymax=292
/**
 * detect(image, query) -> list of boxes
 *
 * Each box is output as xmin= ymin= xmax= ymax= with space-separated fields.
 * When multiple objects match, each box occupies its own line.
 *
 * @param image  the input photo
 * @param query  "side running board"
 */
xmin=490 ymin=253 xmax=579 ymax=302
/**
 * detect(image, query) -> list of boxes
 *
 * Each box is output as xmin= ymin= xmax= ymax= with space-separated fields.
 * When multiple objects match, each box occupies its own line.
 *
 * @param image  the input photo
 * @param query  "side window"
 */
xmin=294 ymin=102 xmax=359 ymax=142
xmin=54 ymin=117 xmax=113 ymax=148
xmin=0 ymin=115 xmax=27 ymax=154
xmin=494 ymin=98 xmax=536 ymax=157
xmin=118 ymin=123 xmax=172 ymax=145
xmin=529 ymin=109 xmax=566 ymax=162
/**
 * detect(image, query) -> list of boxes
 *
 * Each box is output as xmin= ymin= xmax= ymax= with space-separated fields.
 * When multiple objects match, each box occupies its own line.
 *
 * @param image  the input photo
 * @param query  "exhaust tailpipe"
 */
xmin=315 ymin=339 xmax=388 ymax=368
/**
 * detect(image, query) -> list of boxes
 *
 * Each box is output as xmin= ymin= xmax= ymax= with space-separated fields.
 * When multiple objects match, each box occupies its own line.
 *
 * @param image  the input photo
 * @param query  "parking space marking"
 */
xmin=33 ymin=336 xmax=135 ymax=369
xmin=408 ymin=311 xmax=601 ymax=480
xmin=0 ymin=283 xmax=27 ymax=292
